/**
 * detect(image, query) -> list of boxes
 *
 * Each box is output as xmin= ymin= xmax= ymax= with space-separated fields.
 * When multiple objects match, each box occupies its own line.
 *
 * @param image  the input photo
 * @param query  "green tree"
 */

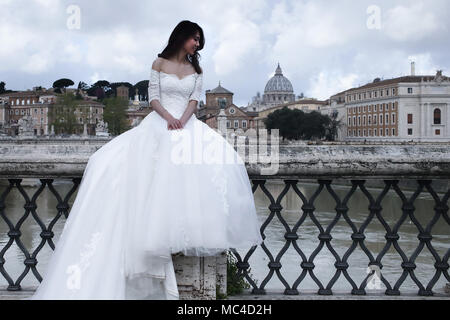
xmin=53 ymin=78 xmax=75 ymax=94
xmin=325 ymin=110 xmax=343 ymax=141
xmin=49 ymin=93 xmax=79 ymax=134
xmin=264 ymin=107 xmax=334 ymax=141
xmin=103 ymin=96 xmax=130 ymax=135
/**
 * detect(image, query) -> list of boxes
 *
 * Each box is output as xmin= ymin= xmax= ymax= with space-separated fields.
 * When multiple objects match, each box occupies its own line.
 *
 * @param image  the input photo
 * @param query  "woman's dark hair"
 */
xmin=158 ymin=20 xmax=204 ymax=74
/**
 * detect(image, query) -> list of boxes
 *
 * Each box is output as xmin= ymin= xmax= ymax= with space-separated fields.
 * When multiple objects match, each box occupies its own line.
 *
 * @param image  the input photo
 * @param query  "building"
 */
xmin=340 ymin=68 xmax=449 ymax=142
xmin=320 ymin=91 xmax=348 ymax=141
xmin=246 ymin=63 xmax=299 ymax=112
xmin=197 ymin=82 xmax=257 ymax=132
xmin=0 ymin=89 xmax=105 ymax=136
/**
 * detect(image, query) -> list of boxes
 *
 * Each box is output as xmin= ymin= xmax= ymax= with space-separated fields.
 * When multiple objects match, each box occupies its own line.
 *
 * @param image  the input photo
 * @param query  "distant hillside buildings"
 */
xmin=0 ymin=88 xmax=104 ymax=136
xmin=1 ymin=62 xmax=448 ymax=141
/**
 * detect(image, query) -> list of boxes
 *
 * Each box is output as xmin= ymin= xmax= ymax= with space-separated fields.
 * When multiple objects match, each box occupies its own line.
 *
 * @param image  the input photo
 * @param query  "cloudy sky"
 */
xmin=1 ymin=0 xmax=449 ymax=106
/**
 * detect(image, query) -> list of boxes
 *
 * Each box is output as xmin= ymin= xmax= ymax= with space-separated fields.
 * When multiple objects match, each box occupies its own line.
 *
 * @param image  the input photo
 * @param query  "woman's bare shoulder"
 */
xmin=151 ymin=57 xmax=164 ymax=72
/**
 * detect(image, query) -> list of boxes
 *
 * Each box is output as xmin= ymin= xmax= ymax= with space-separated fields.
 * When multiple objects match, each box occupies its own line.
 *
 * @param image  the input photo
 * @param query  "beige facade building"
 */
xmin=333 ymin=70 xmax=450 ymax=142
xmin=0 ymin=89 xmax=105 ymax=136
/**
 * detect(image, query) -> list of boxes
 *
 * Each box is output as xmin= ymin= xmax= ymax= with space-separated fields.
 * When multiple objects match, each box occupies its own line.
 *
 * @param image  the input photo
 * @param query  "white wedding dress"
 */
xmin=29 ymin=66 xmax=263 ymax=300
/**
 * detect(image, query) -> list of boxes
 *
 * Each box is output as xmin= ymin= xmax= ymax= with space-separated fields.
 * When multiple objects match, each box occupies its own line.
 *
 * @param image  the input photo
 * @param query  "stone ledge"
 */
xmin=0 ymin=142 xmax=449 ymax=179
xmin=227 ymin=288 xmax=450 ymax=300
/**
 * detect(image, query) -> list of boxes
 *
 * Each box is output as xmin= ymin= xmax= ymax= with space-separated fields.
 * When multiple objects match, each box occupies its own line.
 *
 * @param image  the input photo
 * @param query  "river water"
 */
xmin=0 ymin=179 xmax=448 ymax=293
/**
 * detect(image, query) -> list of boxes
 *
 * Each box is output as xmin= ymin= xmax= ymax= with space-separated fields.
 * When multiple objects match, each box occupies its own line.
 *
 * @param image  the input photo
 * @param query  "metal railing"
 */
xmin=231 ymin=178 xmax=449 ymax=296
xmin=0 ymin=141 xmax=449 ymax=297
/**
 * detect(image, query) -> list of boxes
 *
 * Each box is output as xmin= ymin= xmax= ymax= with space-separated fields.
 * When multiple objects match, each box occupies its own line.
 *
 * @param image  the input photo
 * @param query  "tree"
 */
xmin=325 ymin=110 xmax=342 ymax=141
xmin=88 ymin=80 xmax=112 ymax=100
xmin=102 ymin=96 xmax=130 ymax=135
xmin=53 ymin=78 xmax=75 ymax=94
xmin=135 ymin=80 xmax=150 ymax=101
xmin=49 ymin=93 xmax=79 ymax=134
xmin=264 ymin=107 xmax=334 ymax=141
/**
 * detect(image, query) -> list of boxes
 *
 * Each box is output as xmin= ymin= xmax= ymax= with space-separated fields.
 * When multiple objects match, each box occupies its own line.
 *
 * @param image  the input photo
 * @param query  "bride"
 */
xmin=30 ymin=20 xmax=263 ymax=300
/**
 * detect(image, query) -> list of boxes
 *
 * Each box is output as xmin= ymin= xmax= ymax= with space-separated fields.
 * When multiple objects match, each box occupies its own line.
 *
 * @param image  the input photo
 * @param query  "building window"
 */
xmin=358 ymin=129 xmax=361 ymax=136
xmin=392 ymin=128 xmax=395 ymax=136
xmin=379 ymin=114 xmax=383 ymax=125
xmin=385 ymin=114 xmax=389 ymax=125
xmin=380 ymin=104 xmax=383 ymax=112
xmin=386 ymin=128 xmax=389 ymax=136
xmin=408 ymin=88 xmax=413 ymax=94
xmin=373 ymin=115 xmax=377 ymax=125
xmin=435 ymin=129 xmax=441 ymax=135
xmin=353 ymin=116 xmax=356 ymax=126
xmin=407 ymin=113 xmax=413 ymax=124
xmin=229 ymin=108 xmax=235 ymax=114
xmin=226 ymin=121 xmax=230 ymax=128
xmin=374 ymin=105 xmax=377 ymax=112
xmin=242 ymin=120 xmax=247 ymax=128
xmin=358 ymin=116 xmax=361 ymax=125
xmin=348 ymin=117 xmax=351 ymax=126
xmin=234 ymin=120 xmax=239 ymax=128
xmin=408 ymin=128 xmax=413 ymax=135
xmin=433 ymin=108 xmax=441 ymax=124
xmin=374 ymin=128 xmax=378 ymax=136
xmin=363 ymin=115 xmax=366 ymax=125
xmin=392 ymin=113 xmax=396 ymax=124
xmin=348 ymin=130 xmax=352 ymax=136
xmin=368 ymin=115 xmax=372 ymax=125
xmin=363 ymin=129 xmax=366 ymax=136
xmin=369 ymin=129 xmax=372 ymax=136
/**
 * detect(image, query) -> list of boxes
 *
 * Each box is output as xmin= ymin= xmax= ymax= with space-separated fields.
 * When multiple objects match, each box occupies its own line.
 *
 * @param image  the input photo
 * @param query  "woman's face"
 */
xmin=184 ymin=31 xmax=200 ymax=56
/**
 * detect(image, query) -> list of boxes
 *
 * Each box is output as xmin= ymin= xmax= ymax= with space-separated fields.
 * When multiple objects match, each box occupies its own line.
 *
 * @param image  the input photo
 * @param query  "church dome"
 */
xmin=264 ymin=63 xmax=294 ymax=93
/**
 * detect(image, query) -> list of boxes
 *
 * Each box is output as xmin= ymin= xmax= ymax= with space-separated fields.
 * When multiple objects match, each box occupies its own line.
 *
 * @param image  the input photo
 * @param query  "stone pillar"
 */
xmin=217 ymin=108 xmax=227 ymax=135
xmin=173 ymin=251 xmax=227 ymax=300
xmin=83 ymin=123 xmax=88 ymax=137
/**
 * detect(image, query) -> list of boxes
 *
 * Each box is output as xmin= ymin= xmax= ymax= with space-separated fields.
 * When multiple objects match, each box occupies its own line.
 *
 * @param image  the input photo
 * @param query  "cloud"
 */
xmin=0 ymin=0 xmax=449 ymax=105
xmin=384 ymin=2 xmax=442 ymax=41
xmin=309 ymin=71 xmax=359 ymax=100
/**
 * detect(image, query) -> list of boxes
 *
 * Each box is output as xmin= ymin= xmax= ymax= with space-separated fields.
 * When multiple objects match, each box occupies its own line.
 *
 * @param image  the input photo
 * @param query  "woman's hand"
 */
xmin=166 ymin=115 xmax=183 ymax=130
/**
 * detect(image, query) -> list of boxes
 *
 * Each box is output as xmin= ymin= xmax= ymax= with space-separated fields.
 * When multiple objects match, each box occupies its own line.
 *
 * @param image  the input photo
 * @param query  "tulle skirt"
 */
xmin=29 ymin=111 xmax=263 ymax=300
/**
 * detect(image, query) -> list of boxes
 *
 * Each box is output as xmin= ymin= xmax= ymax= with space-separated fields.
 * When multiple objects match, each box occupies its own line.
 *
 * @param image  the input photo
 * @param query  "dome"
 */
xmin=264 ymin=63 xmax=294 ymax=93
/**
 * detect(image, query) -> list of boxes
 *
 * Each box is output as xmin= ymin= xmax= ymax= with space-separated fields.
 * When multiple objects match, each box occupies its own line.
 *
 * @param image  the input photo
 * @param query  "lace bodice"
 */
xmin=148 ymin=68 xmax=203 ymax=118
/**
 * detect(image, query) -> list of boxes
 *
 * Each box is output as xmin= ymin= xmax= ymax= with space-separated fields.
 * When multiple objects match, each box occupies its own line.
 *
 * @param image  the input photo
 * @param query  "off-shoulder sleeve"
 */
xmin=188 ymin=73 xmax=203 ymax=103
xmin=148 ymin=68 xmax=160 ymax=104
